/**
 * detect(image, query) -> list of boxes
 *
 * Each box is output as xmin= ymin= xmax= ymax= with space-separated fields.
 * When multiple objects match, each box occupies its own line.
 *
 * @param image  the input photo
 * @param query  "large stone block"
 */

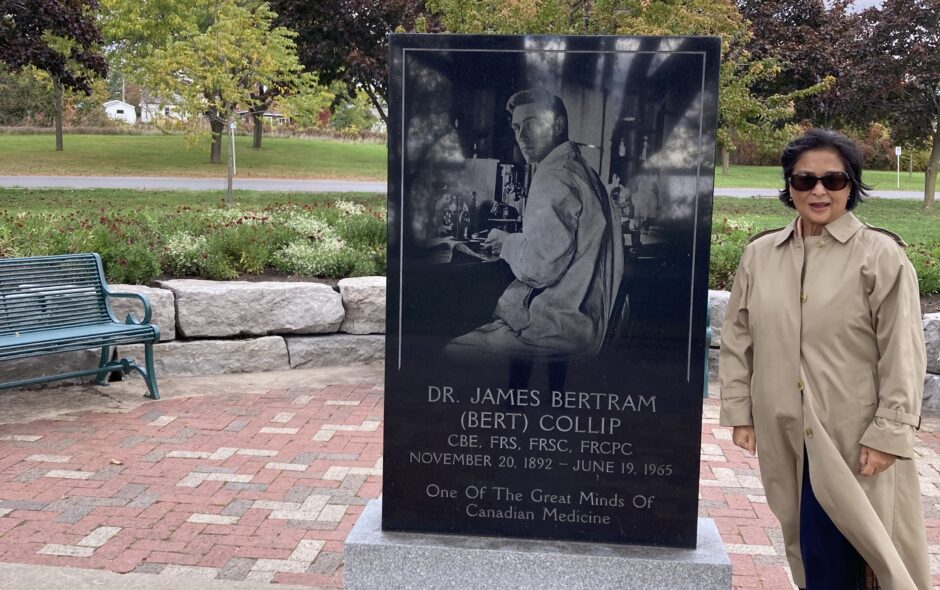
xmin=925 ymin=374 xmax=940 ymax=412
xmin=117 ymin=336 xmax=288 ymax=377
xmin=708 ymin=348 xmax=719 ymax=382
xmin=286 ymin=335 xmax=384 ymax=369
xmin=0 ymin=350 xmax=103 ymax=388
xmin=108 ymin=284 xmax=176 ymax=341
xmin=924 ymin=313 xmax=940 ymax=374
xmin=338 ymin=277 xmax=386 ymax=334
xmin=344 ymin=500 xmax=730 ymax=590
xmin=156 ymin=280 xmax=344 ymax=338
xmin=707 ymin=290 xmax=730 ymax=348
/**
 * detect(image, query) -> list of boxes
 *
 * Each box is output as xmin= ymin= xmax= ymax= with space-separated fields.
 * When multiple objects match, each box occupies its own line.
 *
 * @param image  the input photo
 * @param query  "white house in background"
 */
xmin=237 ymin=109 xmax=290 ymax=126
xmin=140 ymin=100 xmax=186 ymax=124
xmin=103 ymin=99 xmax=137 ymax=124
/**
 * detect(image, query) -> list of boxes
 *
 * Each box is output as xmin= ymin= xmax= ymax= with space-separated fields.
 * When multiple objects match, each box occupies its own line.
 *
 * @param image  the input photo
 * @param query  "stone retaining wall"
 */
xmin=708 ymin=290 xmax=940 ymax=411
xmin=1 ymin=277 xmax=386 ymax=386
xmin=7 ymin=279 xmax=938 ymax=411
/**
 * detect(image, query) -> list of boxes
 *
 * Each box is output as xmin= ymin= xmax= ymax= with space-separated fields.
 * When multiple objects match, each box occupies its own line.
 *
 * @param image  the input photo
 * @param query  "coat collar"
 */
xmin=536 ymin=141 xmax=579 ymax=170
xmin=773 ymin=211 xmax=864 ymax=246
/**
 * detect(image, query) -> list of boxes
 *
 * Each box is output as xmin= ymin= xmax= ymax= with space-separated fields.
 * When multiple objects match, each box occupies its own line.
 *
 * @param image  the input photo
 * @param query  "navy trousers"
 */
xmin=799 ymin=452 xmax=866 ymax=589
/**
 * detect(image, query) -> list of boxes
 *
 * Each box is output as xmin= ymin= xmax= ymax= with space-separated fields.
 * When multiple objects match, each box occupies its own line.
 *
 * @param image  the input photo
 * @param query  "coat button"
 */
xmin=798 ymin=380 xmax=804 ymax=391
xmin=805 ymin=427 xmax=814 ymax=438
xmin=800 ymin=292 xmax=807 ymax=303
xmin=817 ymin=240 xmax=825 ymax=248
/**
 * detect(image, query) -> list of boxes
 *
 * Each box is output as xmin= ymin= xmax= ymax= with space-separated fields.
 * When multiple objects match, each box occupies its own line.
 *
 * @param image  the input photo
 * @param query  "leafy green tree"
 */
xmin=329 ymin=89 xmax=379 ymax=135
xmin=0 ymin=0 xmax=107 ymax=150
xmin=0 ymin=66 xmax=54 ymax=126
xmin=246 ymin=69 xmax=332 ymax=148
xmin=101 ymin=0 xmax=312 ymax=163
xmin=281 ymin=83 xmax=336 ymax=129
xmin=426 ymin=0 xmax=829 ymax=172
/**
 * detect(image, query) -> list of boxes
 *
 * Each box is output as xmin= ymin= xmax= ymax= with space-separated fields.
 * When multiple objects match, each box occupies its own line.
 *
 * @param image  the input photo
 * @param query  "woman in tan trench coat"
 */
xmin=720 ymin=128 xmax=930 ymax=589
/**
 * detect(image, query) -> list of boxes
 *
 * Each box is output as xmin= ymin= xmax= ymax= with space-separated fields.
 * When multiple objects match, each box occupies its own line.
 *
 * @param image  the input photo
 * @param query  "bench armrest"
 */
xmin=104 ymin=290 xmax=153 ymax=325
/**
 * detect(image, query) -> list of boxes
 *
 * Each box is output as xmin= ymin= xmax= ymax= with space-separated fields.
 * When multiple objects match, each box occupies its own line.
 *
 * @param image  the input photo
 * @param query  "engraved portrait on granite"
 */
xmin=384 ymin=35 xmax=720 ymax=547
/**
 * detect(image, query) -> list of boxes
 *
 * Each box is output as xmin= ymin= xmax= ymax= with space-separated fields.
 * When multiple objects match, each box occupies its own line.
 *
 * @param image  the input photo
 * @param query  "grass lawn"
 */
xmin=2 ymin=134 xmax=937 ymax=194
xmin=713 ymin=196 xmax=940 ymax=239
xmin=712 ymin=196 xmax=940 ymax=295
xmin=715 ymin=165 xmax=939 ymax=192
xmin=0 ymin=134 xmax=387 ymax=180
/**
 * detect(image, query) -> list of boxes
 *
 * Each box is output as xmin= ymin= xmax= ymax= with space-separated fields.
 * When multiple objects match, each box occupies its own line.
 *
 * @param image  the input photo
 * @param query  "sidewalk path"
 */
xmin=0 ymin=371 xmax=937 ymax=589
xmin=0 ymin=175 xmax=926 ymax=200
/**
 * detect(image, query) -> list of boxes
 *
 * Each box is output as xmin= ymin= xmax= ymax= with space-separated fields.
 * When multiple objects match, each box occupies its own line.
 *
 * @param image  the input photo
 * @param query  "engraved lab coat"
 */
xmin=493 ymin=141 xmax=623 ymax=358
xmin=719 ymin=212 xmax=930 ymax=589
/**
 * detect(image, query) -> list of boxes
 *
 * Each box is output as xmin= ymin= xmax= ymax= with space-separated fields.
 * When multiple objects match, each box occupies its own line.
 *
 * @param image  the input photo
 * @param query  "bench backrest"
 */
xmin=0 ymin=254 xmax=112 ymax=337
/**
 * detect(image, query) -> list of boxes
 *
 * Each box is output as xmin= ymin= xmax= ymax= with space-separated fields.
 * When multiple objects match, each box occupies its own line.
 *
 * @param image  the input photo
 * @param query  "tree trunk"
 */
xmin=721 ymin=145 xmax=730 ymax=175
xmin=53 ymin=77 xmax=63 ymax=152
xmin=361 ymin=83 xmax=387 ymax=126
xmin=209 ymin=116 xmax=224 ymax=164
xmin=252 ymin=112 xmax=263 ymax=149
xmin=924 ymin=132 xmax=940 ymax=211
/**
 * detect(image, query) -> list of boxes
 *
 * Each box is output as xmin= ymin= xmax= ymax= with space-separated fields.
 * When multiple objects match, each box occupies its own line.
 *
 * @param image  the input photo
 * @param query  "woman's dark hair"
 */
xmin=778 ymin=128 xmax=872 ymax=209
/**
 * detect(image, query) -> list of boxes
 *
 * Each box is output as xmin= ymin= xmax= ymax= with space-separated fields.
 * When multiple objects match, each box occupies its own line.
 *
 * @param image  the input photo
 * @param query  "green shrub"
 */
xmin=337 ymin=212 xmax=387 ymax=249
xmin=709 ymin=217 xmax=754 ymax=291
xmin=208 ymin=223 xmax=293 ymax=276
xmin=162 ymin=231 xmax=209 ymax=276
xmin=282 ymin=211 xmax=336 ymax=240
xmin=908 ymin=242 xmax=940 ymax=296
xmin=273 ymin=238 xmax=373 ymax=278
xmin=99 ymin=243 xmax=161 ymax=284
xmin=0 ymin=220 xmax=22 ymax=257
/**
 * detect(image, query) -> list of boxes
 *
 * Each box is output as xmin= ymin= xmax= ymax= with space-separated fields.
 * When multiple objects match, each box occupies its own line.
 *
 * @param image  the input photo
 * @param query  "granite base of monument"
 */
xmin=344 ymin=500 xmax=731 ymax=590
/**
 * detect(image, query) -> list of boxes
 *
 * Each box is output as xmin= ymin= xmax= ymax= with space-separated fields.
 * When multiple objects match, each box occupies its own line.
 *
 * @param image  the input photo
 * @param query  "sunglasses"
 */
xmin=788 ymin=172 xmax=850 ymax=192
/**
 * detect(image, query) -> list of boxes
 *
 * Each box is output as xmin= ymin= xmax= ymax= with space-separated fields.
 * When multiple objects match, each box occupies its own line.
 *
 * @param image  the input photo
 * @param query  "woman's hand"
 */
xmin=859 ymin=445 xmax=896 ymax=476
xmin=732 ymin=425 xmax=757 ymax=455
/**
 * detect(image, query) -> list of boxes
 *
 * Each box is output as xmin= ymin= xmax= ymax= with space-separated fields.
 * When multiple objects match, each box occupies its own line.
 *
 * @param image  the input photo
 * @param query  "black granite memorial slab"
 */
xmin=383 ymin=34 xmax=719 ymax=548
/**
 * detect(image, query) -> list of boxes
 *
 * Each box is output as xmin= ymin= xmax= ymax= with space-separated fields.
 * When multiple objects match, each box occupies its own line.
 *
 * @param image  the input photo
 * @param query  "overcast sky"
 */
xmin=847 ymin=0 xmax=884 ymax=11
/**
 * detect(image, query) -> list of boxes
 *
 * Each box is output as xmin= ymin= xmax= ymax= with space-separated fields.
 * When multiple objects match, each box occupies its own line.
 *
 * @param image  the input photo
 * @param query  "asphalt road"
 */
xmin=0 ymin=175 xmax=387 ymax=193
xmin=0 ymin=175 xmax=926 ymax=200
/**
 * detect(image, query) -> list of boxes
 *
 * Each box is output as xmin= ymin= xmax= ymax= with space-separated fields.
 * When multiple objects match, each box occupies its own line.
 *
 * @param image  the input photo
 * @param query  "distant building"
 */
xmin=140 ymin=101 xmax=186 ymax=124
xmin=238 ymin=109 xmax=290 ymax=126
xmin=103 ymin=99 xmax=136 ymax=124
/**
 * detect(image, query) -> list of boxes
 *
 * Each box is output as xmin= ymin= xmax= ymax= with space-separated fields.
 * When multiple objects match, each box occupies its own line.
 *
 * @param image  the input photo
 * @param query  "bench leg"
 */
xmin=95 ymin=346 xmax=113 ymax=385
xmin=143 ymin=342 xmax=160 ymax=400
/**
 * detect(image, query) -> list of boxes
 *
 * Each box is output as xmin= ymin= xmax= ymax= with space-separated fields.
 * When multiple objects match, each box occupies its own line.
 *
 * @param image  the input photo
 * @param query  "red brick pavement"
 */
xmin=0 ymin=385 xmax=937 ymax=589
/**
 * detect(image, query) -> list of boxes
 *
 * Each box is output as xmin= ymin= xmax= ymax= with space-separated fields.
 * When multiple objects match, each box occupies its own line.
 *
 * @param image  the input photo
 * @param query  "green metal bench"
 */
xmin=0 ymin=253 xmax=160 ymax=399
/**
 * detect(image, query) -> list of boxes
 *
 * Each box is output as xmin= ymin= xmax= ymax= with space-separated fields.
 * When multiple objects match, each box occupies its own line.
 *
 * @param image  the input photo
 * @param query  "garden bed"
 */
xmin=1 ymin=189 xmax=937 ymax=297
xmin=0 ymin=189 xmax=386 ymax=284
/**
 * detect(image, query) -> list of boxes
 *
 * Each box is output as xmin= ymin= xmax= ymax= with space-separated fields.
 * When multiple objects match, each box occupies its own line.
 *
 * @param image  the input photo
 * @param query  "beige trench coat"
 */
xmin=719 ymin=212 xmax=930 ymax=589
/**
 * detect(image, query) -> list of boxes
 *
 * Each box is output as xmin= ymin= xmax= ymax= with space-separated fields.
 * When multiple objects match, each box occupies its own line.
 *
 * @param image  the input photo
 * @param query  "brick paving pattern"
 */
xmin=0 ymin=385 xmax=938 ymax=589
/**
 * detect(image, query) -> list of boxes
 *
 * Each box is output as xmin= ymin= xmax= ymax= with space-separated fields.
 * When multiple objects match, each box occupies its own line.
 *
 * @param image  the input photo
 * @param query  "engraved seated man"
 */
xmin=446 ymin=88 xmax=624 ymax=361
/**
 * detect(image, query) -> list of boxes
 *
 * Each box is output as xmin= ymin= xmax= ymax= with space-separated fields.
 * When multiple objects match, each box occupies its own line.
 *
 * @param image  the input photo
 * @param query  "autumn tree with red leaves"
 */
xmin=843 ymin=0 xmax=939 ymax=208
xmin=737 ymin=0 xmax=855 ymax=126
